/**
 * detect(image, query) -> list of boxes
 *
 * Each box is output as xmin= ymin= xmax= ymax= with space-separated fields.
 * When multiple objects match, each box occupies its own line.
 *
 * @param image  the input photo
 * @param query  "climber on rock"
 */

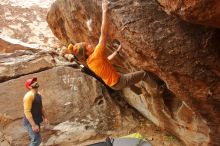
xmin=61 ymin=0 xmax=147 ymax=90
xmin=23 ymin=77 xmax=49 ymax=146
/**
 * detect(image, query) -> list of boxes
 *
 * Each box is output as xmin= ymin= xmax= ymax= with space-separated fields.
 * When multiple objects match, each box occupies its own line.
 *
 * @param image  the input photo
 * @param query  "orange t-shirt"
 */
xmin=87 ymin=44 xmax=120 ymax=87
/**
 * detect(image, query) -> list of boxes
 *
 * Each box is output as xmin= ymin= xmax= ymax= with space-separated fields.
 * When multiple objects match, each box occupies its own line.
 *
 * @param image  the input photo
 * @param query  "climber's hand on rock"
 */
xmin=102 ymin=0 xmax=110 ymax=12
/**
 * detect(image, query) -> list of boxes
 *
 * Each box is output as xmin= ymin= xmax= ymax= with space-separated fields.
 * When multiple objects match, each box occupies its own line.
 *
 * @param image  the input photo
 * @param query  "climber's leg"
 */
xmin=111 ymin=70 xmax=146 ymax=90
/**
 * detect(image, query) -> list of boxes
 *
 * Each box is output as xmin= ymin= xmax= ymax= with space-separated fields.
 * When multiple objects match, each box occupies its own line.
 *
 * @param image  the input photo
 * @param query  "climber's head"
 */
xmin=25 ymin=77 xmax=39 ymax=90
xmin=62 ymin=43 xmax=93 ymax=61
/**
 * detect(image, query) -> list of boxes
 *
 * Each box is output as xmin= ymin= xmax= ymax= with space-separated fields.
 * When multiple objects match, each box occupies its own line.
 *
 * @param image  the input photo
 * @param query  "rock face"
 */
xmin=47 ymin=0 xmax=102 ymax=45
xmin=156 ymin=0 xmax=220 ymax=28
xmin=0 ymin=38 xmax=56 ymax=82
xmin=47 ymin=0 xmax=220 ymax=146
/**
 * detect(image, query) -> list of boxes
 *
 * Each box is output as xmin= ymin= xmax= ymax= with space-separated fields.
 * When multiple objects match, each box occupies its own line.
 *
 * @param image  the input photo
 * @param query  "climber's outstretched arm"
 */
xmin=97 ymin=0 xmax=109 ymax=52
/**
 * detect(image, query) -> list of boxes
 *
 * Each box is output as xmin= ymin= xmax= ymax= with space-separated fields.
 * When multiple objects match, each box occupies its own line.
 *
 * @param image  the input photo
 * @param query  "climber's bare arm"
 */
xmin=108 ymin=44 xmax=122 ymax=60
xmin=97 ymin=0 xmax=109 ymax=51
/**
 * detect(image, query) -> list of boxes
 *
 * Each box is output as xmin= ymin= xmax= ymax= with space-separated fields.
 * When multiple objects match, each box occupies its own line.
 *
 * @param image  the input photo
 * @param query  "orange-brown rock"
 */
xmin=47 ymin=0 xmax=220 ymax=145
xmin=157 ymin=0 xmax=220 ymax=28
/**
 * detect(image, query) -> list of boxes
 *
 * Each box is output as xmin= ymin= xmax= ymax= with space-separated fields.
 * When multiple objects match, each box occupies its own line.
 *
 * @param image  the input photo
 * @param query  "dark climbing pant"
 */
xmin=111 ymin=70 xmax=146 ymax=90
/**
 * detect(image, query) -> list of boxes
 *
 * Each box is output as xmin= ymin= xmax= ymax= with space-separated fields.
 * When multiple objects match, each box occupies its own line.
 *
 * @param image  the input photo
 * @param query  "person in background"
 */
xmin=23 ymin=77 xmax=49 ymax=146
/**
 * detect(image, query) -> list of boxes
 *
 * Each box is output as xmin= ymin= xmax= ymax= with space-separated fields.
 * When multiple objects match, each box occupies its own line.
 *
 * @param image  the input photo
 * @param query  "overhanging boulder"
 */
xmin=47 ymin=0 xmax=220 ymax=145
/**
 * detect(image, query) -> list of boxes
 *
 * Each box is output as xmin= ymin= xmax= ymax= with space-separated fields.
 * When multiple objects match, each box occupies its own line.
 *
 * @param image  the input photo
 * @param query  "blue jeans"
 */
xmin=24 ymin=123 xmax=41 ymax=146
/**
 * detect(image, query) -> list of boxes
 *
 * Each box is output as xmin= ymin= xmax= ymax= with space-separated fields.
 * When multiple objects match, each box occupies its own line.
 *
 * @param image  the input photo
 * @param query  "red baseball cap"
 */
xmin=25 ymin=77 xmax=37 ymax=89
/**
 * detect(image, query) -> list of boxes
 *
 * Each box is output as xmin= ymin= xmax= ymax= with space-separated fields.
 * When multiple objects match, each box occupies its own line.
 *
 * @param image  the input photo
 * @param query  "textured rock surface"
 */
xmin=0 ymin=38 xmax=56 ymax=82
xmin=0 ymin=0 xmax=59 ymax=50
xmin=156 ymin=0 xmax=220 ymax=28
xmin=0 ymin=0 xmax=62 ymax=82
xmin=47 ymin=0 xmax=102 ymax=46
xmin=47 ymin=0 xmax=220 ymax=145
